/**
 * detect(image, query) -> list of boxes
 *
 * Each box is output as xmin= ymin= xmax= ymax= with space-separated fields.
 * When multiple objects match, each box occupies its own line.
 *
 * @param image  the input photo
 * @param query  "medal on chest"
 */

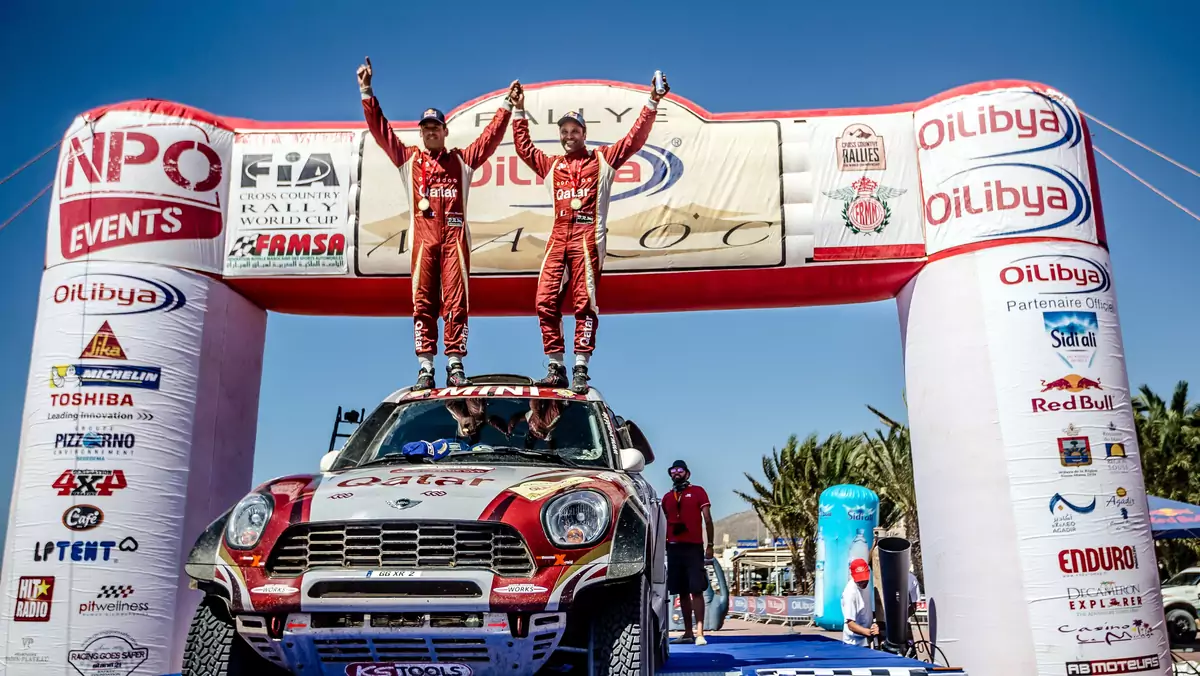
xmin=566 ymin=159 xmax=584 ymax=211
xmin=418 ymin=151 xmax=442 ymax=213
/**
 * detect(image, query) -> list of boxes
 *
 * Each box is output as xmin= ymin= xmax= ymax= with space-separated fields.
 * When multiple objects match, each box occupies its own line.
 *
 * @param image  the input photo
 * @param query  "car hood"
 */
xmin=303 ymin=463 xmax=630 ymax=523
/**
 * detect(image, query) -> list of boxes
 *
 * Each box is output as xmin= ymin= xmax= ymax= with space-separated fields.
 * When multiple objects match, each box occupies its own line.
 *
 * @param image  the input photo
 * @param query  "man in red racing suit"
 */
xmin=509 ymin=75 xmax=670 ymax=393
xmin=359 ymin=56 xmax=516 ymax=390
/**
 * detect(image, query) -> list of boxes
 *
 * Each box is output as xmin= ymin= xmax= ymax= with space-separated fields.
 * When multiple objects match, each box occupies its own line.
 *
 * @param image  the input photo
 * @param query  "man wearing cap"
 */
xmin=358 ymin=56 xmax=516 ymax=390
xmin=661 ymin=459 xmax=714 ymax=645
xmin=507 ymin=75 xmax=670 ymax=393
xmin=841 ymin=558 xmax=879 ymax=647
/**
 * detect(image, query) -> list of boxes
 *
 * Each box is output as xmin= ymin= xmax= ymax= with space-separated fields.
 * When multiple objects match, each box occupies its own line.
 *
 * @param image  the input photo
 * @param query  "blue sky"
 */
xmin=1 ymin=1 xmax=1198 ymax=546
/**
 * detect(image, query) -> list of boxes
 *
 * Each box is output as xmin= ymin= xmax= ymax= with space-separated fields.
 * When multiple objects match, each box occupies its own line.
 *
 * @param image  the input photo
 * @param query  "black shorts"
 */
xmin=666 ymin=542 xmax=707 ymax=595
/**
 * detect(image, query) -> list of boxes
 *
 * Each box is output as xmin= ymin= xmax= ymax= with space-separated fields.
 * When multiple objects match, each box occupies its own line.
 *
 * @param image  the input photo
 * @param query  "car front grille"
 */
xmin=266 ymin=521 xmax=535 ymax=577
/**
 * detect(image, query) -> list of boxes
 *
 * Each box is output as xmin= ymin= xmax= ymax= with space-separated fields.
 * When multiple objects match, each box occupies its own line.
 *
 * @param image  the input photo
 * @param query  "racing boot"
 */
xmin=536 ymin=362 xmax=568 ymax=388
xmin=447 ymin=362 xmax=471 ymax=387
xmin=570 ymin=365 xmax=590 ymax=394
xmin=414 ymin=366 xmax=436 ymax=391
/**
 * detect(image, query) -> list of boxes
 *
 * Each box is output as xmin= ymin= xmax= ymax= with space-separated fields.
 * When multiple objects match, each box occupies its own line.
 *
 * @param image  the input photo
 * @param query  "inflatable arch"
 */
xmin=1 ymin=79 xmax=1169 ymax=676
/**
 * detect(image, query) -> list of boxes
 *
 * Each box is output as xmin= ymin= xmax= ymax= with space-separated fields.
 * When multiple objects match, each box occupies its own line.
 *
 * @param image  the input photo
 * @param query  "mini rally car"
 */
xmin=182 ymin=375 xmax=669 ymax=676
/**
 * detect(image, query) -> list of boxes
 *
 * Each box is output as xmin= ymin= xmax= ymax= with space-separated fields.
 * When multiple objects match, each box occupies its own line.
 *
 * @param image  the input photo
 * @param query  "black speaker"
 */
xmin=876 ymin=536 xmax=911 ymax=654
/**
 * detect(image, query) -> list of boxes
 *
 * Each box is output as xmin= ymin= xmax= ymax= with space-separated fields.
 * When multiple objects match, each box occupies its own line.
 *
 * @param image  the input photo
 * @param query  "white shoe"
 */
xmin=695 ymin=636 xmax=707 ymax=646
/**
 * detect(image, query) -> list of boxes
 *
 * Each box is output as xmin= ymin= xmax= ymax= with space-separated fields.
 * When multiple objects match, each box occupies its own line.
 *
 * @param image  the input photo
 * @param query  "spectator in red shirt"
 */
xmin=662 ymin=460 xmax=714 ymax=645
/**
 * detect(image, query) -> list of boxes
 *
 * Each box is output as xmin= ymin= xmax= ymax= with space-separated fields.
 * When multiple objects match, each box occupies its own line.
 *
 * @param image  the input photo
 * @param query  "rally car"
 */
xmin=182 ymin=375 xmax=669 ymax=676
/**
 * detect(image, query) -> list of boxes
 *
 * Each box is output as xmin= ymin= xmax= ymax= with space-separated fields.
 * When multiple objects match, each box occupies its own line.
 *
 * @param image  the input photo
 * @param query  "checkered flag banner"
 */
xmin=227 ymin=235 xmax=259 ymax=258
xmin=96 ymin=585 xmax=134 ymax=599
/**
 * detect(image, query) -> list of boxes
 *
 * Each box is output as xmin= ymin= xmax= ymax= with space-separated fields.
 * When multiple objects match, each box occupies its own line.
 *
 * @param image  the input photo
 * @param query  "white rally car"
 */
xmin=182 ymin=375 xmax=669 ymax=676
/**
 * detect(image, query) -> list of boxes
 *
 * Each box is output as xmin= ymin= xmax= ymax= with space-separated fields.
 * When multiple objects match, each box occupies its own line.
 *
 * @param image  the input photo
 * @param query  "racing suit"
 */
xmin=511 ymin=99 xmax=658 ymax=356
xmin=362 ymin=94 xmax=512 ymax=357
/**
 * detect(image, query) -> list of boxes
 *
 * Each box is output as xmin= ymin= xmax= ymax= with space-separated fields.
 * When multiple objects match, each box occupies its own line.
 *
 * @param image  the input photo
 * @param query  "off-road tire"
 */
xmin=591 ymin=576 xmax=652 ymax=676
xmin=182 ymin=598 xmax=287 ymax=676
xmin=1167 ymin=607 xmax=1198 ymax=645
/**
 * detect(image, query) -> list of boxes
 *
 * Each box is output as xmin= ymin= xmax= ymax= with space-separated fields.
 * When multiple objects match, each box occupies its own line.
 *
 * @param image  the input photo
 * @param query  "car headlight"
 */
xmin=225 ymin=493 xmax=273 ymax=550
xmin=542 ymin=490 xmax=610 ymax=548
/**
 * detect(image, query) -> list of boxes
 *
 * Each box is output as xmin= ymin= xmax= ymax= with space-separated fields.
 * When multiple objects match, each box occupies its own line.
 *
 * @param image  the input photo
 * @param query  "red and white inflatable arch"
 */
xmin=1 ymin=79 xmax=1169 ymax=676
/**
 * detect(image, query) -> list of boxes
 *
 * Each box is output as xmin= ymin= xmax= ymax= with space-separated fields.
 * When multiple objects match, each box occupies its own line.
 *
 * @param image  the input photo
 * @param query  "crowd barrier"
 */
xmin=725 ymin=595 xmax=929 ymax=627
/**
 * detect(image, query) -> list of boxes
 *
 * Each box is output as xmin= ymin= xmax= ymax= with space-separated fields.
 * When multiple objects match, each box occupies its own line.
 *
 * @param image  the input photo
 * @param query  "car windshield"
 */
xmin=334 ymin=397 xmax=613 ymax=470
xmin=1165 ymin=571 xmax=1200 ymax=587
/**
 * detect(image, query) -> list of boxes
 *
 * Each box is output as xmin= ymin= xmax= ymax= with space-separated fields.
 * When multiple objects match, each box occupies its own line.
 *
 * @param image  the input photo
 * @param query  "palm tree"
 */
xmin=736 ymin=432 xmax=867 ymax=593
xmin=1133 ymin=381 xmax=1200 ymax=578
xmin=859 ymin=404 xmax=923 ymax=587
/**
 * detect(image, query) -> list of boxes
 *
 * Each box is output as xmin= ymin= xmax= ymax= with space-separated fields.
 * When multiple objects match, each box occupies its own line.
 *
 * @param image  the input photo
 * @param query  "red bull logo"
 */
xmin=1034 ymin=374 xmax=1116 ymax=414
xmin=1040 ymin=374 xmax=1103 ymax=393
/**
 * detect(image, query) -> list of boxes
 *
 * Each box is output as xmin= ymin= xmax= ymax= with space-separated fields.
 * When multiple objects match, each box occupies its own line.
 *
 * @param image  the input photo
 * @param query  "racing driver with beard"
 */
xmin=359 ymin=56 xmax=517 ymax=390
xmin=509 ymin=75 xmax=669 ymax=393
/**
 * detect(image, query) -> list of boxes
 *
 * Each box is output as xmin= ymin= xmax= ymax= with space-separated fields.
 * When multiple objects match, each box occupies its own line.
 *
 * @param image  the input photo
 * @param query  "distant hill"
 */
xmin=711 ymin=509 xmax=776 ymax=548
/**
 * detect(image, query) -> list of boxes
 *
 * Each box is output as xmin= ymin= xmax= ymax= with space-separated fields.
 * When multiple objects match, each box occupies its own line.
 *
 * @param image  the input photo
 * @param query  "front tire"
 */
xmin=182 ymin=598 xmax=287 ymax=676
xmin=591 ymin=576 xmax=653 ymax=676
xmin=1167 ymin=607 xmax=1198 ymax=645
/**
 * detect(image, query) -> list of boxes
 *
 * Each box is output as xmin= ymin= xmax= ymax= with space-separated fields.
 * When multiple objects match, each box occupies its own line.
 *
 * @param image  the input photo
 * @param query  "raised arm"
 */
xmin=509 ymin=82 xmax=556 ymax=179
xmin=600 ymin=72 xmax=670 ymax=169
xmin=460 ymin=81 xmax=518 ymax=170
xmin=357 ymin=56 xmax=414 ymax=168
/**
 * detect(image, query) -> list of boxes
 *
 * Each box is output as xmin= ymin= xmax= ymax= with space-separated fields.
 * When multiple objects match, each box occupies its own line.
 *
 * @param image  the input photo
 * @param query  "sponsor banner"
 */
xmin=46 ymin=109 xmax=232 ymax=273
xmin=808 ymin=114 xmax=925 ymax=258
xmin=0 ymin=261 xmax=208 ymax=674
xmin=224 ymin=131 xmax=355 ymax=276
xmin=975 ymin=241 xmax=1168 ymax=673
xmin=916 ymin=85 xmax=1098 ymax=255
xmin=357 ymin=83 xmax=783 ymax=276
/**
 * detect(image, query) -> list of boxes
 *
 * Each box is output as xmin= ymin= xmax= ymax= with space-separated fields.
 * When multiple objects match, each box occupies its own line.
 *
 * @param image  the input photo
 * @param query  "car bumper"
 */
xmin=238 ymin=610 xmax=567 ymax=676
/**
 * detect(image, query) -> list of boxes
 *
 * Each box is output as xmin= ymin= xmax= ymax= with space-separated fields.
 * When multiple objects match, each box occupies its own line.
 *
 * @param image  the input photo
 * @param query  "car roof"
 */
xmin=381 ymin=373 xmax=608 ymax=405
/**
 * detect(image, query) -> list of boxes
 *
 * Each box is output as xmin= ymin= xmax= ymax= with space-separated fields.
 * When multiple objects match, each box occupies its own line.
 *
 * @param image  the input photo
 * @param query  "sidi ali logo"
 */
xmin=1043 ymin=312 xmax=1098 ymax=370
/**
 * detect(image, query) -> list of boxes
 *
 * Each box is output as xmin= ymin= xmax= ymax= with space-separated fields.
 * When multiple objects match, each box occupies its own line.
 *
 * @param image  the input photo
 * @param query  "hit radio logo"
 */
xmin=14 ymin=576 xmax=55 ymax=622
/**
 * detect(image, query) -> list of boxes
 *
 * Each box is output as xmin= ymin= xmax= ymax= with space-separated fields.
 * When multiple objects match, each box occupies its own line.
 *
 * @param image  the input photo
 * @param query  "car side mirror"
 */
xmin=619 ymin=448 xmax=645 ymax=473
xmin=621 ymin=420 xmax=655 ymax=465
xmin=319 ymin=450 xmax=339 ymax=473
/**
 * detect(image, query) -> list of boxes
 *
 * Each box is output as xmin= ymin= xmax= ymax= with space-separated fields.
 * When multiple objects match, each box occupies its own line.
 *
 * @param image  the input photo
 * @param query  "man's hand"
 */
xmin=704 ymin=543 xmax=714 ymax=560
xmin=870 ymin=623 xmax=880 ymax=637
xmin=357 ymin=56 xmax=373 ymax=91
xmin=508 ymin=80 xmax=524 ymax=109
xmin=650 ymin=71 xmax=671 ymax=103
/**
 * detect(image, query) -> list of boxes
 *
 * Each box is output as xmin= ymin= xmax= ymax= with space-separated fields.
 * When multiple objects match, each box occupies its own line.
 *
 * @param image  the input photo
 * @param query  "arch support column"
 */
xmin=0 ymin=260 xmax=266 ymax=675
xmin=898 ymin=240 xmax=1168 ymax=676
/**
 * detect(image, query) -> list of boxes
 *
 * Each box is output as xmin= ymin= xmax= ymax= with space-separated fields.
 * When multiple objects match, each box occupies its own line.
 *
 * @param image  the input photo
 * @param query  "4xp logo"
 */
xmin=503 ymin=139 xmax=684 ymax=209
